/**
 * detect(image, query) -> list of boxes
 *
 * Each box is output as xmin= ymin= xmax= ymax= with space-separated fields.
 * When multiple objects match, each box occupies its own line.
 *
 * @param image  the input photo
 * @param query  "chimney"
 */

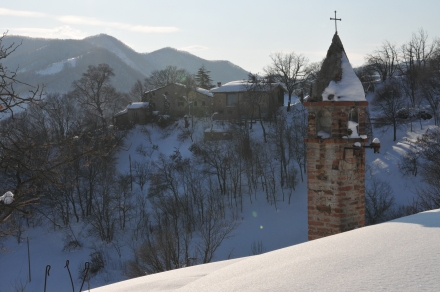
xmin=217 ymin=82 xmax=221 ymax=87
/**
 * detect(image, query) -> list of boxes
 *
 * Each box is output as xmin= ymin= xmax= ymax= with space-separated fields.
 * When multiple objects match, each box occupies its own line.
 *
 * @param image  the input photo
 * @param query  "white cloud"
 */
xmin=179 ymin=45 xmax=209 ymax=52
xmin=0 ymin=8 xmax=179 ymax=34
xmin=10 ymin=25 xmax=86 ymax=39
xmin=0 ymin=7 xmax=46 ymax=17
xmin=57 ymin=15 xmax=179 ymax=33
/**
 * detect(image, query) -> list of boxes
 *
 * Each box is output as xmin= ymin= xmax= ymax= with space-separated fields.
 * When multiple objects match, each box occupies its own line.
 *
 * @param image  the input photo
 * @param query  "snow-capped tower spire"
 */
xmin=304 ymin=33 xmax=370 ymax=240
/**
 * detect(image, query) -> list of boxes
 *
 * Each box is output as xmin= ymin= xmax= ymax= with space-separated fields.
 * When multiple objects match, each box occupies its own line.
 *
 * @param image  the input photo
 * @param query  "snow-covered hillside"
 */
xmin=0 ymin=99 xmax=435 ymax=292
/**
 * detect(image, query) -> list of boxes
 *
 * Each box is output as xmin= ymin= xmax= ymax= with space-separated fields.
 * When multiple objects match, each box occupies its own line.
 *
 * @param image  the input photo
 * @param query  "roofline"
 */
xmin=144 ymin=83 xmax=213 ymax=97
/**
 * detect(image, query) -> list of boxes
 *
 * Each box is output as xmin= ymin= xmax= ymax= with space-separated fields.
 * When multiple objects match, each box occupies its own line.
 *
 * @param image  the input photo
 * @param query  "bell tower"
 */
xmin=305 ymin=33 xmax=379 ymax=240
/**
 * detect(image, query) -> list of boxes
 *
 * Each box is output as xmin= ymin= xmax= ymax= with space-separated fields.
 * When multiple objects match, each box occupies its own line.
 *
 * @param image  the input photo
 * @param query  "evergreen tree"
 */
xmin=195 ymin=65 xmax=214 ymax=89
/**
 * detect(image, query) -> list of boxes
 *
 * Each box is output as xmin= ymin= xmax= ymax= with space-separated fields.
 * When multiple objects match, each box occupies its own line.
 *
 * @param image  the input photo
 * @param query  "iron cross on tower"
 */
xmin=330 ymin=10 xmax=341 ymax=34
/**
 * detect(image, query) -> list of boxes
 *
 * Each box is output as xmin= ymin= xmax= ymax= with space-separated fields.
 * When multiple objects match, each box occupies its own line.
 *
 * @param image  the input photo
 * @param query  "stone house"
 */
xmin=142 ymin=83 xmax=213 ymax=118
xmin=210 ymin=80 xmax=285 ymax=121
xmin=114 ymin=102 xmax=152 ymax=128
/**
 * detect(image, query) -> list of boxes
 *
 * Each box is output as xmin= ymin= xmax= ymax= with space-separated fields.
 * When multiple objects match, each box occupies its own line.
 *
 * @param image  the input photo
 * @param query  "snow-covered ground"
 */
xmin=0 ymin=100 xmax=435 ymax=292
xmin=90 ymin=208 xmax=440 ymax=292
xmin=36 ymin=56 xmax=79 ymax=75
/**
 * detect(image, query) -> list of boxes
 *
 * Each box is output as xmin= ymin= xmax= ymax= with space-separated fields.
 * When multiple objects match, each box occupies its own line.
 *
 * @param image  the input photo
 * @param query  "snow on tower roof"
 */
xmin=311 ymin=33 xmax=366 ymax=102
xmin=321 ymin=52 xmax=366 ymax=101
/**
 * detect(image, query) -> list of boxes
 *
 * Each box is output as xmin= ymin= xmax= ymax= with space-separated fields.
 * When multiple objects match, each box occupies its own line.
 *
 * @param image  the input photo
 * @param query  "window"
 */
xmin=193 ymin=101 xmax=198 ymax=107
xmin=226 ymin=93 xmax=238 ymax=106
xmin=178 ymin=101 xmax=184 ymax=107
xmin=152 ymin=92 xmax=156 ymax=96
xmin=348 ymin=108 xmax=359 ymax=137
xmin=202 ymin=101 xmax=206 ymax=106
xmin=317 ymin=110 xmax=332 ymax=137
xmin=348 ymin=108 xmax=358 ymax=123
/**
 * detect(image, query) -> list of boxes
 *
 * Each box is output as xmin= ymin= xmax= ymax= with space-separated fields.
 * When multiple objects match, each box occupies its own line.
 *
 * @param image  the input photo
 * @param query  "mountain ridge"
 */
xmin=2 ymin=33 xmax=249 ymax=94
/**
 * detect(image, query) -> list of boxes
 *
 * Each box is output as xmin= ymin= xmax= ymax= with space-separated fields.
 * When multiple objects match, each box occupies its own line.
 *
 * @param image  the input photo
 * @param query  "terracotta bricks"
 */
xmin=305 ymin=101 xmax=367 ymax=241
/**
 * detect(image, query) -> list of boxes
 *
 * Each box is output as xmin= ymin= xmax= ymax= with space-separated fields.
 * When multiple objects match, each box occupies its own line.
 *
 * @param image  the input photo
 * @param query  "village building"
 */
xmin=210 ymin=80 xmax=285 ymax=121
xmin=114 ymin=102 xmax=152 ymax=128
xmin=305 ymin=32 xmax=379 ymax=240
xmin=142 ymin=83 xmax=213 ymax=118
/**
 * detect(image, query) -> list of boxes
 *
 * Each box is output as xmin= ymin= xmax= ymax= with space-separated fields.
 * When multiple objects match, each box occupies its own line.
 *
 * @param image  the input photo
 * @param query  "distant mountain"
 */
xmin=144 ymin=47 xmax=249 ymax=85
xmin=1 ymin=34 xmax=249 ymax=94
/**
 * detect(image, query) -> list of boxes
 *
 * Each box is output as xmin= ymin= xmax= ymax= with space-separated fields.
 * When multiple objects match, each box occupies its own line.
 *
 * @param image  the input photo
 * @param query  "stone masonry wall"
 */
xmin=305 ymin=101 xmax=368 ymax=240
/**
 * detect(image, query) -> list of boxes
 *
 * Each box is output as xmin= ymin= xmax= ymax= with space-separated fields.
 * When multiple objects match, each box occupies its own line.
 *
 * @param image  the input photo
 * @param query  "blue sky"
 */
xmin=1 ymin=1 xmax=439 ymax=73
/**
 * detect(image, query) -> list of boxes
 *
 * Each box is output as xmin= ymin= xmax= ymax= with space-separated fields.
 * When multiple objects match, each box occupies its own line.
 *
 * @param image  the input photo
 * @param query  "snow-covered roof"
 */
xmin=321 ymin=52 xmax=366 ymax=101
xmin=114 ymin=102 xmax=150 ymax=117
xmin=127 ymin=102 xmax=149 ymax=109
xmin=195 ymin=87 xmax=213 ymax=97
xmin=114 ymin=108 xmax=127 ymax=117
xmin=145 ymin=83 xmax=213 ymax=97
xmin=210 ymin=80 xmax=282 ymax=93
xmin=90 ymin=209 xmax=440 ymax=292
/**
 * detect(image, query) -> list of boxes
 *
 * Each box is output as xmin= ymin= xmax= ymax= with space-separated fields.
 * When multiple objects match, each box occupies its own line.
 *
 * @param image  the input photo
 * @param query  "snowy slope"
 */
xmin=90 ymin=209 xmax=440 ymax=292
xmin=0 ymin=98 xmax=435 ymax=292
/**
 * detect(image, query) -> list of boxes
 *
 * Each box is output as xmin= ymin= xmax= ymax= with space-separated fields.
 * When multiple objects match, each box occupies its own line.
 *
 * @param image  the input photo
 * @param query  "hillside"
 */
xmin=1 ymin=34 xmax=249 ymax=94
xmin=0 ymin=97 xmax=434 ymax=291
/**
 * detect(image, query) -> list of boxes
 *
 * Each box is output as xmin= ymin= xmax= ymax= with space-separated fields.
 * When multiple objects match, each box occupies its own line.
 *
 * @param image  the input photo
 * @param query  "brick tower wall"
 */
xmin=305 ymin=101 xmax=368 ymax=240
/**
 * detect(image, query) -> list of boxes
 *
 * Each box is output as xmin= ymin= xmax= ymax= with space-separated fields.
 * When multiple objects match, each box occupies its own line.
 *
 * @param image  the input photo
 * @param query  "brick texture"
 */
xmin=305 ymin=101 xmax=367 ymax=240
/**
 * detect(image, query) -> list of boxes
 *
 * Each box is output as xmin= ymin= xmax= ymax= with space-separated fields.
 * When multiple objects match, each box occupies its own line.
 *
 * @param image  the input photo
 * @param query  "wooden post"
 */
xmin=27 ymin=237 xmax=31 ymax=282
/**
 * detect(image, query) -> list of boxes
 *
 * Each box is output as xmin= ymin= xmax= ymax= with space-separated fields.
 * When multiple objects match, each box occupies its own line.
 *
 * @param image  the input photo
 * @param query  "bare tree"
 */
xmin=300 ymin=61 xmax=322 ymax=102
xmin=371 ymin=79 xmax=407 ymax=141
xmin=243 ymin=73 xmax=270 ymax=141
xmin=365 ymin=40 xmax=399 ymax=82
xmin=72 ymin=63 xmax=123 ymax=127
xmin=268 ymin=109 xmax=289 ymax=187
xmin=354 ymin=65 xmax=377 ymax=93
xmin=132 ymin=160 xmax=150 ymax=191
xmin=288 ymin=104 xmax=308 ymax=182
xmin=196 ymin=187 xmax=238 ymax=263
xmin=144 ymin=66 xmax=188 ymax=90
xmin=264 ymin=52 xmax=309 ymax=110
xmin=415 ymin=128 xmax=440 ymax=210
xmin=365 ymin=177 xmax=395 ymax=225
xmin=399 ymin=29 xmax=439 ymax=107
xmin=398 ymin=139 xmax=421 ymax=177
xmin=0 ymin=32 xmax=43 ymax=117
xmin=129 ymin=80 xmax=145 ymax=102
xmin=419 ymin=49 xmax=440 ymax=125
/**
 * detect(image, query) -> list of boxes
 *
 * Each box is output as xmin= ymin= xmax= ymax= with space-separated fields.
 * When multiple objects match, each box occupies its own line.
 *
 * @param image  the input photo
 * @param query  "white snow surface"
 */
xmin=127 ymin=102 xmax=150 ymax=109
xmin=348 ymin=120 xmax=359 ymax=138
xmin=321 ymin=52 xmax=366 ymax=101
xmin=196 ymin=87 xmax=213 ymax=97
xmin=210 ymin=80 xmax=280 ymax=93
xmin=317 ymin=130 xmax=331 ymax=139
xmin=36 ymin=57 xmax=79 ymax=75
xmin=145 ymin=84 xmax=213 ymax=97
xmin=115 ymin=102 xmax=150 ymax=116
xmin=91 ymin=209 xmax=440 ymax=292
xmin=0 ymin=191 xmax=14 ymax=204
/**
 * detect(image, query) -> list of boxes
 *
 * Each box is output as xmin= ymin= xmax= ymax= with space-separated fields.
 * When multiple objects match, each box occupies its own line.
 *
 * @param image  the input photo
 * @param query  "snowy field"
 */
xmin=0 ymin=99 xmax=436 ymax=291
